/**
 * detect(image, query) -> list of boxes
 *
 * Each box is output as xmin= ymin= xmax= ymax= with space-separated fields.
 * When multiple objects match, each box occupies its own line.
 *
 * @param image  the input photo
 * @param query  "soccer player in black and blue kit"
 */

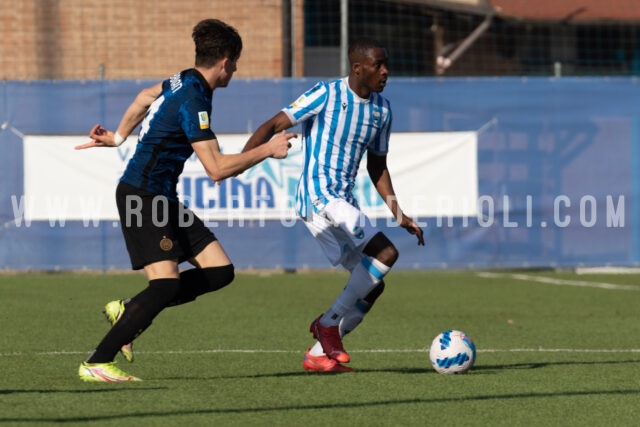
xmin=76 ymin=19 xmax=295 ymax=382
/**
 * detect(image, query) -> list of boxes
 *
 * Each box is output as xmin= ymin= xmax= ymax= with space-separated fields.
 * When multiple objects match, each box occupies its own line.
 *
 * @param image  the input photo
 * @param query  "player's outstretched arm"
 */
xmin=242 ymin=111 xmax=293 ymax=153
xmin=367 ymin=152 xmax=425 ymax=246
xmin=75 ymin=82 xmax=163 ymax=150
xmin=194 ymin=130 xmax=296 ymax=183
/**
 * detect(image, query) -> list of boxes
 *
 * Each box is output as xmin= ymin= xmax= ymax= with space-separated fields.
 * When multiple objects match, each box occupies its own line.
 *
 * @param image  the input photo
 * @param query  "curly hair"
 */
xmin=192 ymin=19 xmax=243 ymax=68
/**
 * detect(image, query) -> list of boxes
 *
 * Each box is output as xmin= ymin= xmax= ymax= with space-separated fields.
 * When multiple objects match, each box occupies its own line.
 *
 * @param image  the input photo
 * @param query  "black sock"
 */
xmin=167 ymin=264 xmax=235 ymax=307
xmin=86 ymin=278 xmax=180 ymax=363
xmin=363 ymin=280 xmax=385 ymax=305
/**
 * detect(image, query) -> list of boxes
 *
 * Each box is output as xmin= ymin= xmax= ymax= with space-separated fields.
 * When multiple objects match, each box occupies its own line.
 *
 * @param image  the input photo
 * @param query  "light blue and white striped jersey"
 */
xmin=282 ymin=77 xmax=392 ymax=218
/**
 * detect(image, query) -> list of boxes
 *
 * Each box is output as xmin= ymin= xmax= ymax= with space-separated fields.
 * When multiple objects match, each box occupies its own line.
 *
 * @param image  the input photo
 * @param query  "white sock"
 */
xmin=308 ymin=341 xmax=325 ymax=356
xmin=320 ymin=257 xmax=389 ymax=327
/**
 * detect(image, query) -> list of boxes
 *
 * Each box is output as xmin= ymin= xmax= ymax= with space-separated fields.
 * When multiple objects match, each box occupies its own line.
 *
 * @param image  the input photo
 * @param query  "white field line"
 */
xmin=476 ymin=272 xmax=640 ymax=291
xmin=3 ymin=348 xmax=640 ymax=357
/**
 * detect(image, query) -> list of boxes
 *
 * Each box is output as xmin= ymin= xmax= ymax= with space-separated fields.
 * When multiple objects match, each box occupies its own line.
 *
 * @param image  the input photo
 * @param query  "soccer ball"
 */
xmin=429 ymin=330 xmax=476 ymax=374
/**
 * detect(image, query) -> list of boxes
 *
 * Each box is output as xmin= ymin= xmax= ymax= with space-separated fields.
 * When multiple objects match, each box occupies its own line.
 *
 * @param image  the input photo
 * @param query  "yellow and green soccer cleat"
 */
xmin=78 ymin=361 xmax=141 ymax=382
xmin=103 ymin=300 xmax=134 ymax=363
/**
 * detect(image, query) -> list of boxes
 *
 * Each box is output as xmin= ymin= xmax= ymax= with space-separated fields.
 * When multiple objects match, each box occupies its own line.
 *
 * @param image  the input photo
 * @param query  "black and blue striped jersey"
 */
xmin=120 ymin=68 xmax=216 ymax=201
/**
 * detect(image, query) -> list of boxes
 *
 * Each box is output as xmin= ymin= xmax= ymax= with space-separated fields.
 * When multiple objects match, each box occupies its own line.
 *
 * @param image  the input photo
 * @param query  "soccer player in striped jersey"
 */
xmin=243 ymin=38 xmax=424 ymax=372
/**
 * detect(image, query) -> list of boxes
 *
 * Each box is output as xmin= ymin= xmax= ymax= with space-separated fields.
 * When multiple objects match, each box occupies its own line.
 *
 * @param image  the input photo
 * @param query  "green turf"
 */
xmin=1 ymin=270 xmax=639 ymax=426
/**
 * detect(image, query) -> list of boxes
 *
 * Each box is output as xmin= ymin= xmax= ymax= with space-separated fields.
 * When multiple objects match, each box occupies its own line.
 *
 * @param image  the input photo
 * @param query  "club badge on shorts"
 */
xmin=160 ymin=236 xmax=174 ymax=251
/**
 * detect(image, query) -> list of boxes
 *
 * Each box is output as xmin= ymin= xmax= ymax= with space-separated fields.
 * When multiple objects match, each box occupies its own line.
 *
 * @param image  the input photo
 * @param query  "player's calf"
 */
xmin=168 ymin=264 xmax=235 ymax=306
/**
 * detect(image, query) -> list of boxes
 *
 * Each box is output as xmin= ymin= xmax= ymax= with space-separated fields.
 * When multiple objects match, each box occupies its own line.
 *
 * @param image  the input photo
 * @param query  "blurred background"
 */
xmin=1 ymin=0 xmax=639 ymax=271
xmin=2 ymin=0 xmax=640 ymax=79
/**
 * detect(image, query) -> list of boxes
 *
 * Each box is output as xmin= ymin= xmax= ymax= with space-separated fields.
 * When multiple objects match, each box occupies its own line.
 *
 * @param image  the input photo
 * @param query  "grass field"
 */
xmin=1 ymin=270 xmax=639 ymax=426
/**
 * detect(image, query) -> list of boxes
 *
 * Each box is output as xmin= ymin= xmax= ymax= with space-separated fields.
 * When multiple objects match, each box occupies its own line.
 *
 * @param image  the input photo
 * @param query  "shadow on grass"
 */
xmin=472 ymin=358 xmax=640 ymax=373
xmin=0 ymin=386 xmax=166 ymax=395
xmin=161 ymin=358 xmax=640 ymax=380
xmin=161 ymin=366 xmax=429 ymax=380
xmin=2 ymin=388 xmax=639 ymax=423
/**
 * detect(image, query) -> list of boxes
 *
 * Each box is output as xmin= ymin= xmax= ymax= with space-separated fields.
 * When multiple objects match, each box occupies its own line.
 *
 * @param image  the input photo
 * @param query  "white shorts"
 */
xmin=303 ymin=198 xmax=380 ymax=271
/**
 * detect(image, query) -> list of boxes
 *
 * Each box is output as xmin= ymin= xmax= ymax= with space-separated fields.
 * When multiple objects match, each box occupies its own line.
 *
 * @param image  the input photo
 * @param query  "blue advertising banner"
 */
xmin=0 ymin=77 xmax=638 ymax=270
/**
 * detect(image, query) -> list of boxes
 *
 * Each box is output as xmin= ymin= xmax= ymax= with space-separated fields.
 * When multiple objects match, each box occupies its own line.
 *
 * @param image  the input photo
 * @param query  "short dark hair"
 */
xmin=348 ymin=38 xmax=384 ymax=62
xmin=192 ymin=19 xmax=243 ymax=67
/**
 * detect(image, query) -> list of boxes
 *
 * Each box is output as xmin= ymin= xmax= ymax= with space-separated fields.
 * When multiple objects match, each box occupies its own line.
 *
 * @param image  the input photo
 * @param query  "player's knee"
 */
xmin=364 ymin=232 xmax=399 ymax=267
xmin=379 ymin=244 xmax=399 ymax=267
xmin=202 ymin=264 xmax=235 ymax=292
xmin=148 ymin=278 xmax=181 ymax=301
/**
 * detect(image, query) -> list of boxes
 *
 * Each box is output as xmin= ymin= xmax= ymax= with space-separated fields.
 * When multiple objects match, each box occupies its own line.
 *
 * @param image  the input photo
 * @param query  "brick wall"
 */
xmin=0 ymin=0 xmax=304 ymax=80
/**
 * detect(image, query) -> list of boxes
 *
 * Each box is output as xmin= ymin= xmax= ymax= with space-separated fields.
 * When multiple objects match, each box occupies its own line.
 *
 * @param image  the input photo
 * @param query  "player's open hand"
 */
xmin=400 ymin=214 xmax=425 ymax=246
xmin=268 ymin=130 xmax=297 ymax=159
xmin=74 ymin=124 xmax=116 ymax=150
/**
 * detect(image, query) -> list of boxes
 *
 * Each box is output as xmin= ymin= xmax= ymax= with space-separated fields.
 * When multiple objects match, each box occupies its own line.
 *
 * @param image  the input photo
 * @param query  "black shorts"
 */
xmin=116 ymin=181 xmax=217 ymax=270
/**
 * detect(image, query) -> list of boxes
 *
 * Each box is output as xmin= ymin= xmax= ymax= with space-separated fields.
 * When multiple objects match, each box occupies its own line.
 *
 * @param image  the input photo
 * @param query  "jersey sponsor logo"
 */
xmin=198 ymin=111 xmax=210 ymax=129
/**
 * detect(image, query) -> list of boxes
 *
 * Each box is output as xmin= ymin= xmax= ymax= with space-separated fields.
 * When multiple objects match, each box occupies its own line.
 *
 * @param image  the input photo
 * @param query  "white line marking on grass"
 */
xmin=477 ymin=272 xmax=639 ymax=291
xmin=3 ymin=348 xmax=640 ymax=357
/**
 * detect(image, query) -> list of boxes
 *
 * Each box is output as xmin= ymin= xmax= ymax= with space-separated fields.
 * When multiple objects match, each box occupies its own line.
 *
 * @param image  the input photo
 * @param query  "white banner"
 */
xmin=22 ymin=132 xmax=477 ymax=222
